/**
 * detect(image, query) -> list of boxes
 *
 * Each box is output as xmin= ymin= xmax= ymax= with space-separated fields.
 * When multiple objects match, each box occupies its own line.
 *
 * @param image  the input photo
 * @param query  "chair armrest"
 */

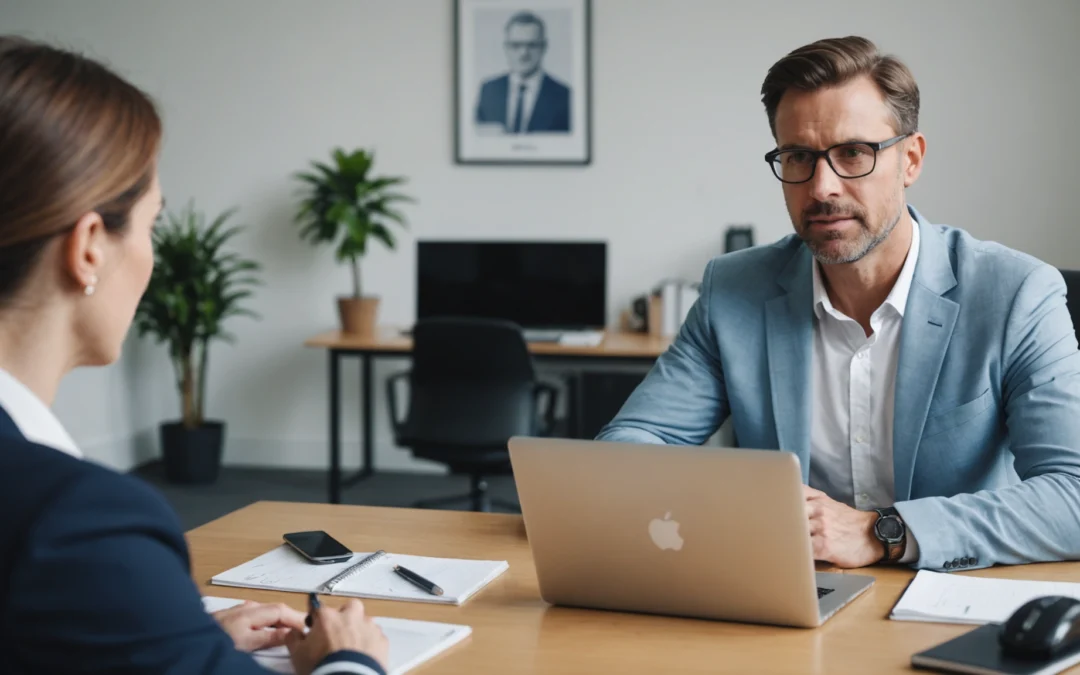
xmin=533 ymin=382 xmax=560 ymax=436
xmin=385 ymin=371 xmax=411 ymax=437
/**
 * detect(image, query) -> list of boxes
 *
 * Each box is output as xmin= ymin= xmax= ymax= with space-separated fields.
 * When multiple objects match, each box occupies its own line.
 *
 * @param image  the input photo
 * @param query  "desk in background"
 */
xmin=188 ymin=501 xmax=1080 ymax=674
xmin=304 ymin=327 xmax=672 ymax=504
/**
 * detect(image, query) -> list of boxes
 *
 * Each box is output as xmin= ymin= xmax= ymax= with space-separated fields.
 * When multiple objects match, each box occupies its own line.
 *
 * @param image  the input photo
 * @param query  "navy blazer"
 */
xmin=0 ymin=406 xmax=385 ymax=675
xmin=474 ymin=72 xmax=571 ymax=133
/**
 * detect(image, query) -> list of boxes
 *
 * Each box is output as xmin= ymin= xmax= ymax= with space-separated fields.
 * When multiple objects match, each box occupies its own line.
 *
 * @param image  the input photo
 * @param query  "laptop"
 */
xmin=506 ymin=437 xmax=875 ymax=628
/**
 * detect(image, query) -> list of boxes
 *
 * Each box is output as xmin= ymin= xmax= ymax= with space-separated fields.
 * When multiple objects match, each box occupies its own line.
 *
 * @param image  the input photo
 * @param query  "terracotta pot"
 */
xmin=337 ymin=296 xmax=379 ymax=336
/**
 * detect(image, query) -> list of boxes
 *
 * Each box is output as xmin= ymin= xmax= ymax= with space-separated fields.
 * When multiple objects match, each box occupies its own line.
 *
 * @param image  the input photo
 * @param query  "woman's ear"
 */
xmin=65 ymin=212 xmax=106 ymax=292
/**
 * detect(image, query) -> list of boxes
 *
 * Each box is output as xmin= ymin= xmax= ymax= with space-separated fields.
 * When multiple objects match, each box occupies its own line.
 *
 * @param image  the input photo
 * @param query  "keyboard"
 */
xmin=523 ymin=329 xmax=564 ymax=343
xmin=817 ymin=587 xmax=835 ymax=598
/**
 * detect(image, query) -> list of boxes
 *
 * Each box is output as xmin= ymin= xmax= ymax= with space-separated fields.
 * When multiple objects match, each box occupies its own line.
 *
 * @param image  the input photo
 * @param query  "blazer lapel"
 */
xmin=766 ymin=246 xmax=815 ymax=482
xmin=892 ymin=213 xmax=959 ymax=500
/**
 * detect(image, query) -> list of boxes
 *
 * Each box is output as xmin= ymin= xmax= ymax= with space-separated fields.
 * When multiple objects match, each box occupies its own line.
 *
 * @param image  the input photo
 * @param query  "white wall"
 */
xmin=3 ymin=0 xmax=1078 ymax=471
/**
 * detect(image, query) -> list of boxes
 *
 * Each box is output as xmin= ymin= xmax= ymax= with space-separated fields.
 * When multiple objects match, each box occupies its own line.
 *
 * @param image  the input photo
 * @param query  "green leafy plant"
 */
xmin=293 ymin=148 xmax=414 ymax=297
xmin=135 ymin=202 xmax=262 ymax=429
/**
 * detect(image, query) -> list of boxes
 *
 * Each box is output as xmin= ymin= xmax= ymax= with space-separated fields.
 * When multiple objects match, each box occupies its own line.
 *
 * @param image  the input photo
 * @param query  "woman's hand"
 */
xmin=286 ymin=599 xmax=389 ymax=675
xmin=213 ymin=600 xmax=308 ymax=652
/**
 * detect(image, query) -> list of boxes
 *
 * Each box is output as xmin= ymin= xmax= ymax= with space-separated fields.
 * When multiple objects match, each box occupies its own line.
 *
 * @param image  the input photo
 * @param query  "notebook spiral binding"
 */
xmin=320 ymin=549 xmax=387 ymax=593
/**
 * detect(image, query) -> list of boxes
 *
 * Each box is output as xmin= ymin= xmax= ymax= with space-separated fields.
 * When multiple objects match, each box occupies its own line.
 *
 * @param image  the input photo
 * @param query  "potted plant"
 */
xmin=293 ymin=147 xmax=414 ymax=336
xmin=135 ymin=202 xmax=262 ymax=484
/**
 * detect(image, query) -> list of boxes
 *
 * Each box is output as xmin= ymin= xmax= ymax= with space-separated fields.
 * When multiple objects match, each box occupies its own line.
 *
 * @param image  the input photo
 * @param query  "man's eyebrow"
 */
xmin=776 ymin=138 xmax=867 ymax=151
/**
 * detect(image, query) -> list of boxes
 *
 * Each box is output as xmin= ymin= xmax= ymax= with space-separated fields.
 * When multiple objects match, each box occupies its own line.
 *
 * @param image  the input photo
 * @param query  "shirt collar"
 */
xmin=0 ymin=368 xmax=81 ymax=458
xmin=812 ymin=216 xmax=920 ymax=319
xmin=510 ymin=69 xmax=544 ymax=90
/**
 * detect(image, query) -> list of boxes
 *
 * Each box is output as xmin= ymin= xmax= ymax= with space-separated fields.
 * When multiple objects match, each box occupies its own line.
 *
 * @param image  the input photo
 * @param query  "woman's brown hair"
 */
xmin=760 ymin=36 xmax=920 ymax=139
xmin=0 ymin=36 xmax=162 ymax=302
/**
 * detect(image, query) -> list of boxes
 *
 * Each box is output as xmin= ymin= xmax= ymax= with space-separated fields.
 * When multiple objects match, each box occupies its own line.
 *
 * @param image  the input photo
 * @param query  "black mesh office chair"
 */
xmin=386 ymin=317 xmax=559 ymax=512
xmin=1061 ymin=269 xmax=1080 ymax=345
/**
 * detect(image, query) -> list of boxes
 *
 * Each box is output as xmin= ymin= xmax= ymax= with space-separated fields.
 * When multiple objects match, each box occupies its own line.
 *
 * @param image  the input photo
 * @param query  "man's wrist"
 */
xmin=872 ymin=507 xmax=906 ymax=563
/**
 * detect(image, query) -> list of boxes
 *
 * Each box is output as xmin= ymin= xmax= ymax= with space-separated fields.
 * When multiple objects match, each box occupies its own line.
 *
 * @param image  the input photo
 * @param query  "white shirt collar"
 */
xmin=812 ymin=217 xmax=920 ymax=320
xmin=510 ymin=69 xmax=544 ymax=91
xmin=0 ymin=368 xmax=81 ymax=458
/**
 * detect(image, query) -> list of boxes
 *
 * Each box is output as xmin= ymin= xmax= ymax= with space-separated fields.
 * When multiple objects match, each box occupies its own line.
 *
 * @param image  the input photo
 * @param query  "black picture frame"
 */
xmin=453 ymin=0 xmax=592 ymax=166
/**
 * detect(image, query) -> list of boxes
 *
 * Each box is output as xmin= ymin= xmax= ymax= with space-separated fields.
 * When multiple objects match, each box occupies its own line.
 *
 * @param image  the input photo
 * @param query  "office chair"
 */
xmin=1061 ymin=269 xmax=1080 ymax=346
xmin=386 ymin=317 xmax=559 ymax=513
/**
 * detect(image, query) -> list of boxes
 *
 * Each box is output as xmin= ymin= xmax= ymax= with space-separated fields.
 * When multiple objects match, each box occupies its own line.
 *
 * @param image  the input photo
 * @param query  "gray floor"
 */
xmin=132 ymin=463 xmax=519 ymax=531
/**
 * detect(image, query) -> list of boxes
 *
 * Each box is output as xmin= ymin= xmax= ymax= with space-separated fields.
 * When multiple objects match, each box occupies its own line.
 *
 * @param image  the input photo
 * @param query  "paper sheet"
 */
xmin=891 ymin=570 xmax=1080 ymax=624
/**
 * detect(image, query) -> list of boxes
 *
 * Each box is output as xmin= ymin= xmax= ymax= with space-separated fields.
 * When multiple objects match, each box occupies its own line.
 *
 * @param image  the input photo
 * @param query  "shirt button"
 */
xmin=857 ymin=351 xmax=867 ymax=359
xmin=855 ymin=434 xmax=867 ymax=444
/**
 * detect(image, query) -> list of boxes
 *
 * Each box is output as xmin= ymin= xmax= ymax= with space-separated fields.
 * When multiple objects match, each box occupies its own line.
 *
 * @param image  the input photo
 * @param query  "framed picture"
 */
xmin=454 ymin=0 xmax=592 ymax=166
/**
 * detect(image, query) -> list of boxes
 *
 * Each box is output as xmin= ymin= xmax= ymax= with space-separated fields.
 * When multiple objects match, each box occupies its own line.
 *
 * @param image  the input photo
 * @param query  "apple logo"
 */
xmin=648 ymin=511 xmax=684 ymax=551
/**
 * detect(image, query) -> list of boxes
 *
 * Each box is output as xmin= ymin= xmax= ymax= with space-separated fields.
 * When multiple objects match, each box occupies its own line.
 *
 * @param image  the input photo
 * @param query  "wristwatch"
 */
xmin=873 ymin=507 xmax=906 ymax=563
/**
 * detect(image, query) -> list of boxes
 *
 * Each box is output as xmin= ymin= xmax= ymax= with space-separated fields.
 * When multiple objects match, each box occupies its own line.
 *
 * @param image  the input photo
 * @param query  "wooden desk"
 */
xmin=189 ymin=502 xmax=1080 ymax=674
xmin=304 ymin=328 xmax=672 ymax=503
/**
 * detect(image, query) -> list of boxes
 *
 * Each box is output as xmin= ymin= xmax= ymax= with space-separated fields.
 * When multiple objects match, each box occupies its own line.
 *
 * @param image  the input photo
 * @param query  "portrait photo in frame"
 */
xmin=454 ymin=0 xmax=592 ymax=165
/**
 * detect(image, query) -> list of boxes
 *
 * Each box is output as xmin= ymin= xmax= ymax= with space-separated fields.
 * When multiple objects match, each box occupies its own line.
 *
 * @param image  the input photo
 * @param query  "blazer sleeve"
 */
xmin=5 ymin=466 xmax=386 ymax=675
xmin=595 ymin=259 xmax=730 ymax=445
xmin=895 ymin=264 xmax=1080 ymax=570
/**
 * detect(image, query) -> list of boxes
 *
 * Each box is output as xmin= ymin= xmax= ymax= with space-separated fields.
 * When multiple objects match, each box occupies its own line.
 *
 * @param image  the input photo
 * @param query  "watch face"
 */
xmin=877 ymin=516 xmax=904 ymax=540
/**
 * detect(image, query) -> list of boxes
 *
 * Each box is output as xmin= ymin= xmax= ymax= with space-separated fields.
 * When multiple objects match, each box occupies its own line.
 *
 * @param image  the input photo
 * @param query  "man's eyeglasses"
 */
xmin=764 ymin=133 xmax=910 ymax=184
xmin=505 ymin=40 xmax=545 ymax=51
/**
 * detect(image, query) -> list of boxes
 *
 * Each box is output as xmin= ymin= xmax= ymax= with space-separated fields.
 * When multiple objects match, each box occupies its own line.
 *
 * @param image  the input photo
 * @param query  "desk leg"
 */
xmin=360 ymin=353 xmax=375 ymax=478
xmin=329 ymin=350 xmax=341 ymax=504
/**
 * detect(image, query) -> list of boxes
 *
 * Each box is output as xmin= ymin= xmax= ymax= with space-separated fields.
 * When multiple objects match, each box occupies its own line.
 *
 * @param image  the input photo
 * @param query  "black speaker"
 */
xmin=724 ymin=225 xmax=754 ymax=253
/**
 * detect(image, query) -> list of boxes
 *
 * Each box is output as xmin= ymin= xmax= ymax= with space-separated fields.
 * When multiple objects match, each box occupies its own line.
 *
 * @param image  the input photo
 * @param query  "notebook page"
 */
xmin=202 ymin=597 xmax=471 ymax=675
xmin=334 ymin=553 xmax=509 ymax=605
xmin=891 ymin=571 xmax=1080 ymax=624
xmin=210 ymin=545 xmax=367 ymax=594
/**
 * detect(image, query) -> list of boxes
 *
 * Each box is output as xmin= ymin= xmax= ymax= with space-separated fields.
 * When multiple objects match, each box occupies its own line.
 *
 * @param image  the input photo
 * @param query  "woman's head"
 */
xmin=0 ymin=36 xmax=163 ymax=366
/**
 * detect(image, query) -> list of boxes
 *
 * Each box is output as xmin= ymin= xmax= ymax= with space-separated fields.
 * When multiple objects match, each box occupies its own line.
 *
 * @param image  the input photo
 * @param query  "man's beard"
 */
xmin=799 ymin=200 xmax=900 ymax=265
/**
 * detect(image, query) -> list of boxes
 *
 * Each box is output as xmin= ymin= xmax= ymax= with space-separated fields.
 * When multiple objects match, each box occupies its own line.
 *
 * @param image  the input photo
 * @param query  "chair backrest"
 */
xmin=402 ymin=317 xmax=538 ymax=448
xmin=1061 ymin=269 xmax=1080 ymax=346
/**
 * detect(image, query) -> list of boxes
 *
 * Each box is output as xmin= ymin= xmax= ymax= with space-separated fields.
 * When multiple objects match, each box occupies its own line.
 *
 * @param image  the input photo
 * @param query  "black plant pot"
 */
xmin=160 ymin=420 xmax=225 ymax=485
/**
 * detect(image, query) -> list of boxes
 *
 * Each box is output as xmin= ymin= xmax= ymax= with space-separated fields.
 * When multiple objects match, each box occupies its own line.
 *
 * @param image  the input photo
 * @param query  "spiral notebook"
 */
xmin=203 ymin=596 xmax=472 ymax=675
xmin=210 ymin=545 xmax=508 ymax=606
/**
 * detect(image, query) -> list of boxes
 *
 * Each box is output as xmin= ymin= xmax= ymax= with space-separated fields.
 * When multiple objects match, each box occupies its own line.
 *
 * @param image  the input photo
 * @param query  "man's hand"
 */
xmin=804 ymin=486 xmax=883 ymax=568
xmin=286 ymin=599 xmax=389 ymax=675
xmin=213 ymin=600 xmax=307 ymax=652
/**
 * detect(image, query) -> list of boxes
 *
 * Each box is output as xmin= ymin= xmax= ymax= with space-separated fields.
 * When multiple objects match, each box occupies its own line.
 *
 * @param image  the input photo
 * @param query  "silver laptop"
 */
xmin=507 ymin=437 xmax=874 ymax=628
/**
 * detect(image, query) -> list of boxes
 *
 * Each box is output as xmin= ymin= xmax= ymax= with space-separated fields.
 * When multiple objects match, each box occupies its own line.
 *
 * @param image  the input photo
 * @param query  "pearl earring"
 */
xmin=84 ymin=276 xmax=97 ymax=296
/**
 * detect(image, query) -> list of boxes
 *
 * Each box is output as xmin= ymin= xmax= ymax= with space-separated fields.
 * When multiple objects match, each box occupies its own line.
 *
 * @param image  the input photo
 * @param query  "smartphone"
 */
xmin=282 ymin=531 xmax=354 ymax=564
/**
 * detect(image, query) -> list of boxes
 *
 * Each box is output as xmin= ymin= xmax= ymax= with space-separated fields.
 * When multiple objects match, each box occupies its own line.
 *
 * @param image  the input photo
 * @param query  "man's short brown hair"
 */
xmin=760 ymin=36 xmax=920 ymax=139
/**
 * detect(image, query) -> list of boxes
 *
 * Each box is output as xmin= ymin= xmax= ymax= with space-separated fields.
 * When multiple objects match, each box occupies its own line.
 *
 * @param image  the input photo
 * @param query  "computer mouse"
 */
xmin=1000 ymin=595 xmax=1080 ymax=660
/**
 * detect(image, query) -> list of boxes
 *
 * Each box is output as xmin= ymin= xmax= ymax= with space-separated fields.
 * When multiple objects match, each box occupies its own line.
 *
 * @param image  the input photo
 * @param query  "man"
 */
xmin=597 ymin=36 xmax=1080 ymax=573
xmin=475 ymin=11 xmax=571 ymax=133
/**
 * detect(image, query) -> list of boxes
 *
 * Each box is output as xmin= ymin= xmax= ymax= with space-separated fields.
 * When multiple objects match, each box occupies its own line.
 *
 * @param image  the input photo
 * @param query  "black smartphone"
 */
xmin=282 ymin=531 xmax=354 ymax=564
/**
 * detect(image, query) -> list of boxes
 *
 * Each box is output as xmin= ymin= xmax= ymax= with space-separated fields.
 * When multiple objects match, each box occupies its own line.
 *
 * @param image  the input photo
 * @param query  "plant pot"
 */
xmin=160 ymin=420 xmax=225 ymax=485
xmin=338 ymin=296 xmax=379 ymax=336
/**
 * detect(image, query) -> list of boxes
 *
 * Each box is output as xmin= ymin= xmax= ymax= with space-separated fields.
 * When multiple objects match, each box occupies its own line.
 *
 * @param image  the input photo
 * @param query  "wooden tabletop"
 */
xmin=303 ymin=327 xmax=672 ymax=358
xmin=187 ymin=501 xmax=1080 ymax=674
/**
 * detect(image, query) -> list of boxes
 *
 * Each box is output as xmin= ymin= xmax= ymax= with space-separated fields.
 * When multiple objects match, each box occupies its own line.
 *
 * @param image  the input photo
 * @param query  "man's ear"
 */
xmin=903 ymin=132 xmax=926 ymax=188
xmin=65 ymin=212 xmax=106 ymax=291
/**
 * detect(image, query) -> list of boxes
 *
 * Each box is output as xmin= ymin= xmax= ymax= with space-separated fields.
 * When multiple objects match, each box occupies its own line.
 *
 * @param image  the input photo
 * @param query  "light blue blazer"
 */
xmin=598 ymin=205 xmax=1080 ymax=572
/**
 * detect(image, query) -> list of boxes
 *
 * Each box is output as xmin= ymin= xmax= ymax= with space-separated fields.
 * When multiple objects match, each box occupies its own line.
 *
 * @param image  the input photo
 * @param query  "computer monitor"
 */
xmin=416 ymin=240 xmax=607 ymax=330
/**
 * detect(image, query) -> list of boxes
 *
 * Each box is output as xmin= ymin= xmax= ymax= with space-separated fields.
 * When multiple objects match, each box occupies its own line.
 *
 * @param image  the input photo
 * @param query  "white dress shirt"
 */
xmin=808 ymin=221 xmax=920 ymax=562
xmin=506 ymin=70 xmax=543 ymax=133
xmin=0 ymin=368 xmax=81 ymax=458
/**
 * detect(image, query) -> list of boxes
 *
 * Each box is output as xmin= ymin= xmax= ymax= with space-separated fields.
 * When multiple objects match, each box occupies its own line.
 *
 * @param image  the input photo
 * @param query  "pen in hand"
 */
xmin=393 ymin=565 xmax=444 ymax=597
xmin=306 ymin=591 xmax=321 ymax=628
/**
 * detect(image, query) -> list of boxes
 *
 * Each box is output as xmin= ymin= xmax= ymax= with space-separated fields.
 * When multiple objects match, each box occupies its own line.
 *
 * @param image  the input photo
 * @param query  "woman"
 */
xmin=0 ymin=36 xmax=388 ymax=675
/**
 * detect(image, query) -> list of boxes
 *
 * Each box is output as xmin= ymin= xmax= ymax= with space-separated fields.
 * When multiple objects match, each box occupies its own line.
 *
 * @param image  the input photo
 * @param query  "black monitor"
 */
xmin=416 ymin=240 xmax=607 ymax=330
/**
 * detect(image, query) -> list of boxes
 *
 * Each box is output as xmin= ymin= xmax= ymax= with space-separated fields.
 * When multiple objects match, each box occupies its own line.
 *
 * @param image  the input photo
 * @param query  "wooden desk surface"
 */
xmin=304 ymin=327 xmax=672 ymax=359
xmin=188 ymin=502 xmax=1080 ymax=674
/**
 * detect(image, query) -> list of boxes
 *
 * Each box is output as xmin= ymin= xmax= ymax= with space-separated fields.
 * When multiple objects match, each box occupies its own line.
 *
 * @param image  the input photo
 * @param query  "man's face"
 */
xmin=504 ymin=22 xmax=545 ymax=77
xmin=773 ymin=75 xmax=913 ymax=265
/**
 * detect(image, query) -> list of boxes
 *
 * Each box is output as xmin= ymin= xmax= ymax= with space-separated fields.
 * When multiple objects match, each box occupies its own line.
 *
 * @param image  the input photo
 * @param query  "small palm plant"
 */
xmin=293 ymin=147 xmax=414 ymax=333
xmin=134 ymin=202 xmax=261 ymax=483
